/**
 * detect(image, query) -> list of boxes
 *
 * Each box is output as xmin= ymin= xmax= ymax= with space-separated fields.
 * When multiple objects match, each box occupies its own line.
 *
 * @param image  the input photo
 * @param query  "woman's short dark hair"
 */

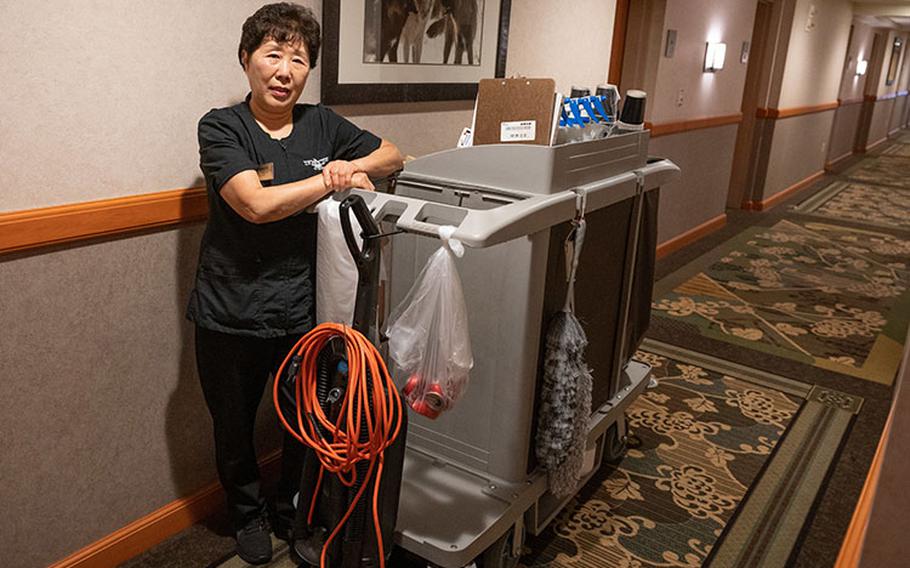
xmin=238 ymin=3 xmax=321 ymax=68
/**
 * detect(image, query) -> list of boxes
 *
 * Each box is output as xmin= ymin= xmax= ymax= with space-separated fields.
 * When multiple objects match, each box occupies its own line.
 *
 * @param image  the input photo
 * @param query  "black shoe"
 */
xmin=271 ymin=515 xmax=294 ymax=544
xmin=236 ymin=516 xmax=273 ymax=565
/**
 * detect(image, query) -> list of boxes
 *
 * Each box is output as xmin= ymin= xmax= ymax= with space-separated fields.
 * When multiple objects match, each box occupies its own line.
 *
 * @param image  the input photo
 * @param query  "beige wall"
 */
xmin=892 ymin=95 xmax=909 ymax=132
xmin=506 ymin=0 xmax=616 ymax=95
xmin=868 ymin=98 xmax=895 ymax=144
xmin=765 ymin=111 xmax=834 ymax=194
xmin=650 ymin=125 xmax=739 ymax=242
xmin=827 ymin=102 xmax=863 ymax=161
xmin=0 ymin=0 xmax=306 ymax=213
xmin=778 ymin=0 xmax=852 ymax=108
xmin=650 ymin=0 xmax=756 ymax=123
xmin=0 ymin=0 xmax=618 ymax=214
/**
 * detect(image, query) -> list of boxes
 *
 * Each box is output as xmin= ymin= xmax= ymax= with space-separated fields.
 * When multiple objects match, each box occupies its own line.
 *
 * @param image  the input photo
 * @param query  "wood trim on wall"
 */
xmin=825 ymin=151 xmax=854 ymax=172
xmin=0 ymin=187 xmax=207 ymax=257
xmin=647 ymin=113 xmax=743 ymax=138
xmin=838 ymin=97 xmax=865 ymax=106
xmin=608 ymin=0 xmax=631 ymax=85
xmin=863 ymin=94 xmax=900 ymax=103
xmin=48 ymin=451 xmax=281 ymax=568
xmin=656 ymin=214 xmax=727 ymax=260
xmin=834 ymin=410 xmax=893 ymax=568
xmin=755 ymin=101 xmax=839 ymax=119
xmin=866 ymin=136 xmax=890 ymax=152
xmin=744 ymin=170 xmax=824 ymax=211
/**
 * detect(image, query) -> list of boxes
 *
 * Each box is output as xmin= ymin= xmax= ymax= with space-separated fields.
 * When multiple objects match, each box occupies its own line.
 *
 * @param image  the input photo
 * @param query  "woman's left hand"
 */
xmin=322 ymin=160 xmax=360 ymax=192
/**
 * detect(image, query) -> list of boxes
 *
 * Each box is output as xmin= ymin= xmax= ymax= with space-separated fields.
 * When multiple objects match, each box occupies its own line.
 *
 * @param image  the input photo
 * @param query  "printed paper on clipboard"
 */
xmin=472 ymin=78 xmax=557 ymax=146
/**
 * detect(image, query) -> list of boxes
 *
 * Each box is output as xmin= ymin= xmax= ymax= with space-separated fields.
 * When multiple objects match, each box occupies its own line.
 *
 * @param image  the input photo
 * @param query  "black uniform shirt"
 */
xmin=186 ymin=97 xmax=382 ymax=338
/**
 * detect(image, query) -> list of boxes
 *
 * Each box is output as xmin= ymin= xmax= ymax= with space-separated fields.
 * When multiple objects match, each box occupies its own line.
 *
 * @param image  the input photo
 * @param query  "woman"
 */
xmin=186 ymin=3 xmax=404 ymax=564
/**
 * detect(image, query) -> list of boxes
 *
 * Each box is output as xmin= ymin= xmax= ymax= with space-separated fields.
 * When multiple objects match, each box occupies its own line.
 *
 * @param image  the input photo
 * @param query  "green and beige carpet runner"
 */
xmin=792 ymin=180 xmax=910 ymax=231
xmin=520 ymin=341 xmax=861 ymax=567
xmin=651 ymin=219 xmax=909 ymax=385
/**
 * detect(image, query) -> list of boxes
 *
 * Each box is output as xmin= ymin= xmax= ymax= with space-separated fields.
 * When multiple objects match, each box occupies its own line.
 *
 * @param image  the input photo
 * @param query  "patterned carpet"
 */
xmin=839 ymin=156 xmax=910 ymax=190
xmin=791 ymin=180 xmax=910 ymax=231
xmin=880 ymin=143 xmax=910 ymax=157
xmin=520 ymin=341 xmax=860 ymax=568
xmin=651 ymin=219 xmax=910 ymax=385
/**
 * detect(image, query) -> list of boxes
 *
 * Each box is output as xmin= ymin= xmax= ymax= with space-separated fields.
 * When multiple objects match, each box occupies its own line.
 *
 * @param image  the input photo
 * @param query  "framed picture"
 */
xmin=321 ymin=0 xmax=511 ymax=105
xmin=885 ymin=37 xmax=903 ymax=87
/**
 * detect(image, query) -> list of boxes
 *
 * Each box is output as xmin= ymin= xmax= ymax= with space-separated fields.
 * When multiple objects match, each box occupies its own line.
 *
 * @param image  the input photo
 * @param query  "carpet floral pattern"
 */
xmin=520 ymin=349 xmax=800 ymax=567
xmin=652 ymin=220 xmax=910 ymax=384
xmin=840 ymin=156 xmax=910 ymax=189
xmin=792 ymin=181 xmax=910 ymax=230
xmin=880 ymin=143 xmax=910 ymax=157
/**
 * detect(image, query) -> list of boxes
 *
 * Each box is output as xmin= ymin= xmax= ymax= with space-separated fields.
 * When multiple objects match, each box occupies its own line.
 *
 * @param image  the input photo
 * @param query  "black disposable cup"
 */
xmin=619 ymin=90 xmax=647 ymax=125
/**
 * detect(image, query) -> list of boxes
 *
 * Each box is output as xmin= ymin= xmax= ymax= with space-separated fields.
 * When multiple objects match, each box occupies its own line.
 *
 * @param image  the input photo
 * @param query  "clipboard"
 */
xmin=472 ymin=78 xmax=557 ymax=146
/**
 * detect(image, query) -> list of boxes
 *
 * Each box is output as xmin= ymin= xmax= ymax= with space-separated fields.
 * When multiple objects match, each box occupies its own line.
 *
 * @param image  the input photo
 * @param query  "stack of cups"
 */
xmin=615 ymin=89 xmax=647 ymax=132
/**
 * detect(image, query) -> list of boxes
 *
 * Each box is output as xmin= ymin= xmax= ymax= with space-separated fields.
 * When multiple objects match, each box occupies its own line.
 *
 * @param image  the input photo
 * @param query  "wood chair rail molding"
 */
xmin=646 ymin=113 xmax=743 ymax=138
xmin=0 ymin=187 xmax=208 ymax=257
xmin=756 ymin=101 xmax=839 ymax=119
xmin=864 ymin=93 xmax=901 ymax=102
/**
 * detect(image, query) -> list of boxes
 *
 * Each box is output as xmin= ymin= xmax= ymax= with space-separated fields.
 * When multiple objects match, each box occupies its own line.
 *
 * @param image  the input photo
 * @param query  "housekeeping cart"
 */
xmin=350 ymin=130 xmax=679 ymax=568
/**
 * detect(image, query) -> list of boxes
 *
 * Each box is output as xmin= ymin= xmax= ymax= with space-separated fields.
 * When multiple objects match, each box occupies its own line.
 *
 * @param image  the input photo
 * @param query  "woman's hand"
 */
xmin=322 ymin=160 xmax=360 ymax=192
xmin=350 ymin=171 xmax=375 ymax=191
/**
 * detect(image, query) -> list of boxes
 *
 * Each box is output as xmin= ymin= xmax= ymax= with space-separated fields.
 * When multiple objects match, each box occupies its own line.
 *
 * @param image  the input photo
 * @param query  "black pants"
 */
xmin=195 ymin=325 xmax=306 ymax=530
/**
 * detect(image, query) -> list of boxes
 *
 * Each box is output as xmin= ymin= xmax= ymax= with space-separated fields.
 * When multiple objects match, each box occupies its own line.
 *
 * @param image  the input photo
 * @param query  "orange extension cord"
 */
xmin=273 ymin=322 xmax=403 ymax=568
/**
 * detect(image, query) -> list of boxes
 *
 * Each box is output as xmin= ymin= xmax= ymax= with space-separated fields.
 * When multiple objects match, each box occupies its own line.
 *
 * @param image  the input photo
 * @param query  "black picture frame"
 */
xmin=321 ymin=0 xmax=511 ymax=105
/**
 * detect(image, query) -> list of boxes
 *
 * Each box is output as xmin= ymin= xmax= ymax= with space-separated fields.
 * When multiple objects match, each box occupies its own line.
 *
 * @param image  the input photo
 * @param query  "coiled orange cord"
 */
xmin=273 ymin=322 xmax=403 ymax=568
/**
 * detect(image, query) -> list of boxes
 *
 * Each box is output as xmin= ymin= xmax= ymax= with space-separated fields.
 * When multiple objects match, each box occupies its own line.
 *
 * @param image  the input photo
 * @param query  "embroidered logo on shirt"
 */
xmin=303 ymin=156 xmax=330 ymax=171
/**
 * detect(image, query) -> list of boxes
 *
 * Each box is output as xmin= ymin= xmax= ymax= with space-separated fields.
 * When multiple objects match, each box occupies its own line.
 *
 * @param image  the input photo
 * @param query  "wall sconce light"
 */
xmin=704 ymin=42 xmax=727 ymax=72
xmin=856 ymin=59 xmax=868 ymax=76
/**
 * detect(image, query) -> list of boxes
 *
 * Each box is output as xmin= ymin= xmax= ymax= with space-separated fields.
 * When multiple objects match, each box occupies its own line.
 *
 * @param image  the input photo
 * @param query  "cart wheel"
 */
xmin=477 ymin=523 xmax=524 ymax=568
xmin=604 ymin=419 xmax=629 ymax=464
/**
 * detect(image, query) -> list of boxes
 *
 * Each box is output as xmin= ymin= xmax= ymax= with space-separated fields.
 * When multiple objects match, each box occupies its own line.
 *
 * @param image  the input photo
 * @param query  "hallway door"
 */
xmin=726 ymin=0 xmax=773 ymax=209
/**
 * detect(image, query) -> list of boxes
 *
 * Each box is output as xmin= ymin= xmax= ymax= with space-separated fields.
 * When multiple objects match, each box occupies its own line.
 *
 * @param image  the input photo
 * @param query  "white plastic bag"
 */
xmin=315 ymin=198 xmax=361 ymax=326
xmin=385 ymin=227 xmax=473 ymax=418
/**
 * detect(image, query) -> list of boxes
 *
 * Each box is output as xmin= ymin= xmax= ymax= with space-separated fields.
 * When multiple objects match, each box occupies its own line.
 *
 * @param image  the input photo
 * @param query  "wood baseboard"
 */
xmin=745 ymin=170 xmax=825 ymax=211
xmin=826 ymin=151 xmax=854 ymax=172
xmin=866 ymin=137 xmax=889 ymax=152
xmin=48 ymin=450 xmax=281 ymax=568
xmin=834 ymin=410 xmax=893 ymax=568
xmin=656 ymin=214 xmax=726 ymax=260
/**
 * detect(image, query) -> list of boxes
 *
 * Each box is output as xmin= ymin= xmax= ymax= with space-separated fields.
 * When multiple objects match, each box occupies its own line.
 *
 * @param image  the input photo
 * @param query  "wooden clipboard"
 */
xmin=472 ymin=78 xmax=557 ymax=146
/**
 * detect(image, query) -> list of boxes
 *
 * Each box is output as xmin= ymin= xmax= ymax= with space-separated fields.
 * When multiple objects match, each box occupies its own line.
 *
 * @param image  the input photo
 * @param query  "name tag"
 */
xmin=256 ymin=162 xmax=274 ymax=182
xmin=500 ymin=120 xmax=536 ymax=142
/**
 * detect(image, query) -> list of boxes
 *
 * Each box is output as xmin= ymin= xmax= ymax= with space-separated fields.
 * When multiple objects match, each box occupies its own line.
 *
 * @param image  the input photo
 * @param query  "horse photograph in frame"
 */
xmin=322 ymin=0 xmax=511 ymax=104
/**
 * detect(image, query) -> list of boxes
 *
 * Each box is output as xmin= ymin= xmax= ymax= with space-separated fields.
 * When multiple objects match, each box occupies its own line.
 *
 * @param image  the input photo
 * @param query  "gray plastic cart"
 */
xmin=352 ymin=130 xmax=679 ymax=568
